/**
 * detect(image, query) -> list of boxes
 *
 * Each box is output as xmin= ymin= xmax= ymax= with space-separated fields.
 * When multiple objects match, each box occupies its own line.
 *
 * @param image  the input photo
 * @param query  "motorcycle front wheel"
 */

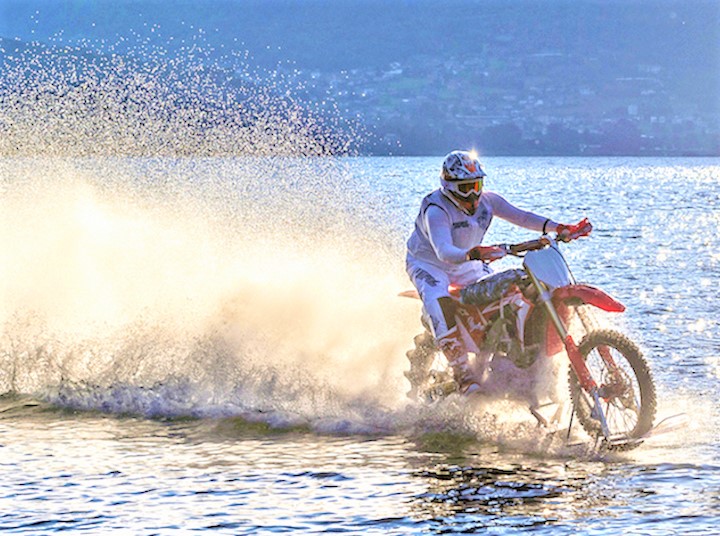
xmin=568 ymin=329 xmax=656 ymax=449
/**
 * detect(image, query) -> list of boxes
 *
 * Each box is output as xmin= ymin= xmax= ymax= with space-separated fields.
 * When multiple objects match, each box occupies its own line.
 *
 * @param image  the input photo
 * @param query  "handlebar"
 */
xmin=500 ymin=228 xmax=590 ymax=257
xmin=471 ymin=219 xmax=592 ymax=261
xmin=506 ymin=237 xmax=551 ymax=255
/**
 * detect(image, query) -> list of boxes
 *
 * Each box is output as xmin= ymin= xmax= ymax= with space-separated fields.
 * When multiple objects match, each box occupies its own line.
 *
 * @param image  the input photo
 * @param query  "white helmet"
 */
xmin=440 ymin=150 xmax=486 ymax=201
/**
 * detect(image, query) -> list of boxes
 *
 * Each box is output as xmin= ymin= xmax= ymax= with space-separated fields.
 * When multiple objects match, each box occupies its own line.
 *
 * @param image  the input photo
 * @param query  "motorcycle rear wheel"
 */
xmin=405 ymin=331 xmax=437 ymax=397
xmin=568 ymin=329 xmax=656 ymax=449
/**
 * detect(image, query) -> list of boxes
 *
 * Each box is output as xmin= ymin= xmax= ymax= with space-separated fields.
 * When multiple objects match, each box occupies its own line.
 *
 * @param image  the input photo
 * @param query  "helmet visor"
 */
xmin=455 ymin=178 xmax=483 ymax=197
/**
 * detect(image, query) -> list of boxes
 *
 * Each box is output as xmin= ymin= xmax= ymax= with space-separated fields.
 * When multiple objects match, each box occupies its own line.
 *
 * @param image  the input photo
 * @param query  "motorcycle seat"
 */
xmin=459 ymin=269 xmax=526 ymax=307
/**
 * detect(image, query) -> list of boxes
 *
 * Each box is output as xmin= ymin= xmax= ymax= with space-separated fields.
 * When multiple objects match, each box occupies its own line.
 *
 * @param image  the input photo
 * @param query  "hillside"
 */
xmin=1 ymin=0 xmax=718 ymax=155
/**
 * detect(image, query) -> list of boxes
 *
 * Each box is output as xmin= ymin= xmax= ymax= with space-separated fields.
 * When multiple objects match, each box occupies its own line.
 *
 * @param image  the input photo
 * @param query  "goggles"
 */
xmin=455 ymin=178 xmax=483 ymax=197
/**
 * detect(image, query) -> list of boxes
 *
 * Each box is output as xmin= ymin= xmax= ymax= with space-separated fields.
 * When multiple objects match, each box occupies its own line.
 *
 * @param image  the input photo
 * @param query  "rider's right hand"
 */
xmin=466 ymin=245 xmax=507 ymax=262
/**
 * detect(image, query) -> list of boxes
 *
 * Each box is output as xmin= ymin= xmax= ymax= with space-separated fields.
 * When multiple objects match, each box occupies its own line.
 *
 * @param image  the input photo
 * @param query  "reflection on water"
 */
xmin=411 ymin=451 xmax=719 ymax=534
xmin=415 ymin=464 xmax=569 ymax=521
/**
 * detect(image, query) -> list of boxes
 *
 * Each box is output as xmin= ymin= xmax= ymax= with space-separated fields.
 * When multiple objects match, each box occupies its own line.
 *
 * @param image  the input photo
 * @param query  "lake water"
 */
xmin=1 ymin=156 xmax=718 ymax=534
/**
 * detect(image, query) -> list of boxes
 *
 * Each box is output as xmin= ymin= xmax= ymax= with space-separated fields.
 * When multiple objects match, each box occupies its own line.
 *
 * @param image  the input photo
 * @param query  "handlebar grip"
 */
xmin=509 ymin=237 xmax=550 ymax=254
xmin=493 ymin=223 xmax=590 ymax=256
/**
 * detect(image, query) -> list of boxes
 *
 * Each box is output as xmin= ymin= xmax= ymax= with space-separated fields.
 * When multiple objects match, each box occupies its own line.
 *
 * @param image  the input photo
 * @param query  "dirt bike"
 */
xmin=403 ymin=222 xmax=657 ymax=450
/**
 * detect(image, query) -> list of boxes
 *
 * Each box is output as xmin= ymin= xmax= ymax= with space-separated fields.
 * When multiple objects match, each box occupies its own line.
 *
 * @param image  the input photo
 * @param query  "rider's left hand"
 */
xmin=556 ymin=218 xmax=593 ymax=241
xmin=467 ymin=245 xmax=507 ymax=262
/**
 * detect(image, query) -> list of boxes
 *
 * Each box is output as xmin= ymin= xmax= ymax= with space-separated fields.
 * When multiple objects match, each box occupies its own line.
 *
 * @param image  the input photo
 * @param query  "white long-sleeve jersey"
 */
xmin=406 ymin=188 xmax=557 ymax=270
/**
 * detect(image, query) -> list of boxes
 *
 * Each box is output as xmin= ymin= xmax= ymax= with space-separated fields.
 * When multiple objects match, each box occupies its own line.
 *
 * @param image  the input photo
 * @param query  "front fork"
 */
xmin=527 ymin=270 xmax=613 ymax=439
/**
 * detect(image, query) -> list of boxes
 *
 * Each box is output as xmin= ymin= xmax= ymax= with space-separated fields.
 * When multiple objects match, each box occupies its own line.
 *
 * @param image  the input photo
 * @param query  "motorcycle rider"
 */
xmin=406 ymin=150 xmax=590 ymax=394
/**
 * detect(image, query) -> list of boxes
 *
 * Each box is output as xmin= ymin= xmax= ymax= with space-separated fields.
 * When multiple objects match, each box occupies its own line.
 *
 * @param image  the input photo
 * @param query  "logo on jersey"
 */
xmin=476 ymin=206 xmax=490 ymax=227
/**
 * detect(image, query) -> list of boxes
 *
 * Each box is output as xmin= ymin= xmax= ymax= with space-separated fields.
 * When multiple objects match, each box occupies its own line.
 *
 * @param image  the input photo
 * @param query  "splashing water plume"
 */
xmin=0 ymin=31 xmax=426 ymax=430
xmin=0 ymin=30 xmax=362 ymax=157
xmin=0 ymin=155 xmax=421 ymax=425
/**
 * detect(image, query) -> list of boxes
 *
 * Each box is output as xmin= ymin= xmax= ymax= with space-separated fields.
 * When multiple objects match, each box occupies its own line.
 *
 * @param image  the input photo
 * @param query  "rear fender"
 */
xmin=398 ymin=289 xmax=421 ymax=300
xmin=544 ymin=285 xmax=625 ymax=355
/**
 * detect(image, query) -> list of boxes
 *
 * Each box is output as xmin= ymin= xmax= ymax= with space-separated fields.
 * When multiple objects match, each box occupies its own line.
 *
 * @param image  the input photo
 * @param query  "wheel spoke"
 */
xmin=568 ymin=329 xmax=656 ymax=449
xmin=589 ymin=345 xmax=642 ymax=436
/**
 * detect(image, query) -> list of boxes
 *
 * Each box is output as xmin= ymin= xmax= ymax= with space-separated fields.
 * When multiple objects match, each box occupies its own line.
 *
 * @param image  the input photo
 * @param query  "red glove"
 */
xmin=556 ymin=218 xmax=593 ymax=241
xmin=467 ymin=245 xmax=507 ymax=262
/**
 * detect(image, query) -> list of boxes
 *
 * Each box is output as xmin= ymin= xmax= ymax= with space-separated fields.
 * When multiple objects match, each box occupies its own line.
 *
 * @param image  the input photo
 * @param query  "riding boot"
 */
xmin=438 ymin=327 xmax=481 ymax=395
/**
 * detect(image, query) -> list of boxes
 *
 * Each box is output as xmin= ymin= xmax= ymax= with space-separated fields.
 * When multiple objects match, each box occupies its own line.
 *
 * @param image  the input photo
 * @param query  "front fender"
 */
xmin=541 ymin=284 xmax=625 ymax=355
xmin=552 ymin=284 xmax=625 ymax=313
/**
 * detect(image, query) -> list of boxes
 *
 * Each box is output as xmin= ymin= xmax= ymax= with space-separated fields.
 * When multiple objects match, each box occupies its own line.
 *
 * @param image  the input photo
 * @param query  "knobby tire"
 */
xmin=568 ymin=329 xmax=656 ymax=449
xmin=405 ymin=331 xmax=437 ymax=398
